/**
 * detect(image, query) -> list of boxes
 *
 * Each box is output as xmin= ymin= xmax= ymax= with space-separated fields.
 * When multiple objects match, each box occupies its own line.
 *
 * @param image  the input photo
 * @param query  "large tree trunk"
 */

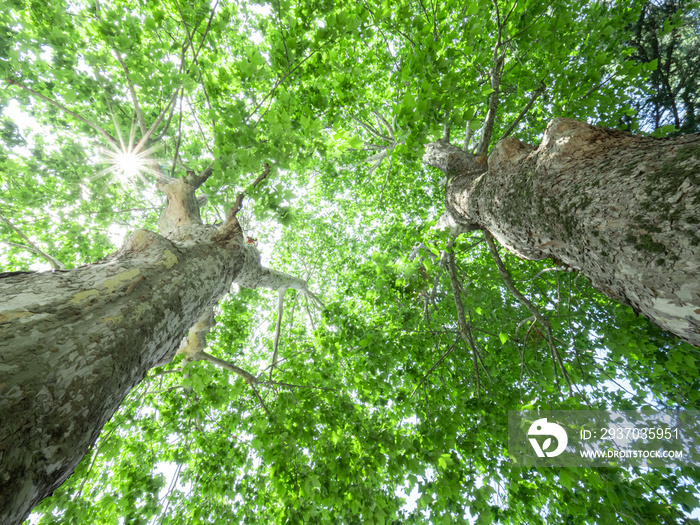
xmin=426 ymin=118 xmax=700 ymax=347
xmin=0 ymin=178 xmax=247 ymax=524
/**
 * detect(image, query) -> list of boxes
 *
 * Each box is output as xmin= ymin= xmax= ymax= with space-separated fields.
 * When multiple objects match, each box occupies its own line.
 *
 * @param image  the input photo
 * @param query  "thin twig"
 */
xmin=94 ymin=0 xmax=148 ymax=136
xmin=483 ymin=231 xmax=573 ymax=394
xmin=351 ymin=115 xmax=393 ymax=143
xmin=185 ymin=94 xmax=213 ymax=154
xmin=502 ymin=1 xmax=555 ymax=46
xmin=259 ymin=380 xmax=340 ymax=392
xmin=378 ymin=150 xmax=393 ymax=208
xmin=75 ymin=427 xmax=115 ymax=499
xmin=273 ymin=0 xmax=291 ymax=72
xmin=530 ymin=266 xmax=567 ymax=282
xmin=469 ymin=310 xmax=493 ymax=382
xmin=132 ymin=90 xmax=179 ymax=156
xmin=446 ymin=244 xmax=482 ymax=399
xmin=503 ymin=0 xmax=519 ymax=25
xmin=171 ymin=92 xmax=184 ymax=177
xmin=303 ymin=295 xmax=317 ymax=332
xmin=197 ymin=351 xmax=257 ymax=383
xmin=87 ymin=206 xmax=160 ymax=215
xmin=174 ymin=0 xmax=196 ymax=60
xmin=232 ymin=163 xmax=271 ymax=217
xmin=269 ymin=288 xmax=286 ymax=381
xmin=153 ymin=87 xmax=179 ymax=141
xmin=500 ymin=82 xmax=545 ymax=140
xmin=372 ymin=110 xmax=394 ymax=135
xmin=410 ymin=336 xmax=460 ymax=398
xmin=581 ymin=73 xmax=617 ymax=100
xmin=193 ymin=0 xmax=219 ymax=62
xmin=113 ymin=53 xmax=147 ymax=137
xmin=246 ymin=48 xmax=322 ymax=127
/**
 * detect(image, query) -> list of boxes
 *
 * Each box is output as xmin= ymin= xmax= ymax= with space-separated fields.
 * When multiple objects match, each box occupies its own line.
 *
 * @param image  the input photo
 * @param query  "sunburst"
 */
xmin=92 ymin=111 xmax=164 ymax=185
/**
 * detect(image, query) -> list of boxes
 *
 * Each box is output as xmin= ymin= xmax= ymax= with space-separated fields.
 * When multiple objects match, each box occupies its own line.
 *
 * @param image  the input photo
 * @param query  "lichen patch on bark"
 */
xmin=70 ymin=289 xmax=100 ymax=304
xmin=0 ymin=310 xmax=35 ymax=322
xmin=158 ymin=250 xmax=179 ymax=269
xmin=102 ymin=268 xmax=141 ymax=293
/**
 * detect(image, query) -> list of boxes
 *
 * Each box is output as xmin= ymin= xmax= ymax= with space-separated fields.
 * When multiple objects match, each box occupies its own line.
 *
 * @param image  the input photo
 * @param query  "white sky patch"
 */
xmin=40 ymin=45 xmax=52 ymax=62
xmin=395 ymin=482 xmax=420 ymax=512
xmin=248 ymin=3 xmax=271 ymax=16
xmin=3 ymin=99 xmax=40 ymax=151
xmin=245 ymin=3 xmax=271 ymax=45
xmin=107 ymin=223 xmax=129 ymax=247
xmin=250 ymin=31 xmax=265 ymax=45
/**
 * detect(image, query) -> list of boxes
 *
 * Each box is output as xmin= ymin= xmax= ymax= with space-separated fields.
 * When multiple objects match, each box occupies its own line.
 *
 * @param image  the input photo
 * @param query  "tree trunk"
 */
xmin=427 ymin=118 xmax=700 ymax=347
xmin=0 ymin=174 xmax=251 ymax=524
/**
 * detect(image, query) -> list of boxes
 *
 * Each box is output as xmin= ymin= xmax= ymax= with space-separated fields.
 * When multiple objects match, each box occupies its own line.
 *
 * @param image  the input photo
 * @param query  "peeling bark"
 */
xmin=0 ymin=165 xmax=319 ymax=523
xmin=431 ymin=118 xmax=700 ymax=347
xmin=0 ymin=225 xmax=245 ymax=524
xmin=0 ymin=169 xmax=251 ymax=524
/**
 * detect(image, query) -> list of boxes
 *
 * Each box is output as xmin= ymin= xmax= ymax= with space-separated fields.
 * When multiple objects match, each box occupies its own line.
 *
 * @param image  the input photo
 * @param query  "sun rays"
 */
xmin=96 ymin=141 xmax=164 ymax=185
xmin=92 ymin=109 xmax=165 ymax=186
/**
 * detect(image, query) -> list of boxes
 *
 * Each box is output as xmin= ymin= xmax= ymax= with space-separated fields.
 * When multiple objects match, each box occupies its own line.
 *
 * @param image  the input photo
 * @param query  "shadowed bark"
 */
xmin=426 ymin=118 xmax=700 ymax=347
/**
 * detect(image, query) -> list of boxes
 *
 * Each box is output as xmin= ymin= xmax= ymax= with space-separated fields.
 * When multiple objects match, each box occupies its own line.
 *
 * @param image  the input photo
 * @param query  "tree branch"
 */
xmin=269 ymin=288 xmax=286 ymax=380
xmin=153 ymin=87 xmax=180 ymax=142
xmin=113 ymin=53 xmax=147 ymax=137
xmin=446 ymin=246 xmax=482 ymax=399
xmin=175 ymin=308 xmax=215 ymax=360
xmin=94 ymin=0 xmax=147 ymax=136
xmin=410 ymin=336 xmax=460 ymax=398
xmin=0 ymin=213 xmax=66 ymax=270
xmin=475 ymin=48 xmax=505 ymax=156
xmin=231 ymin=162 xmax=271 ymax=218
xmin=351 ymin=114 xmax=394 ymax=144
xmin=500 ymin=82 xmax=545 ymax=140
xmin=193 ymin=0 xmax=219 ymax=63
xmin=247 ymin=48 xmax=321 ymax=127
xmin=184 ymin=159 xmax=215 ymax=189
xmin=372 ymin=109 xmax=395 ymax=137
xmin=463 ymin=120 xmax=474 ymax=152
xmin=483 ymin=232 xmax=573 ymax=394
xmin=133 ymin=90 xmax=179 ymax=156
xmin=258 ymin=380 xmax=339 ymax=392
xmin=5 ymin=77 xmax=118 ymax=146
xmin=196 ymin=351 xmax=270 ymax=416
xmin=197 ymin=351 xmax=257 ymax=384
xmin=302 ymin=294 xmax=317 ymax=332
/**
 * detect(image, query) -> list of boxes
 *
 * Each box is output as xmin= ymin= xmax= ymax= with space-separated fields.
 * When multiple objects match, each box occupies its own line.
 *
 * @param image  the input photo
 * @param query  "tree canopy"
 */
xmin=625 ymin=0 xmax=700 ymax=135
xmin=1 ymin=0 xmax=699 ymax=523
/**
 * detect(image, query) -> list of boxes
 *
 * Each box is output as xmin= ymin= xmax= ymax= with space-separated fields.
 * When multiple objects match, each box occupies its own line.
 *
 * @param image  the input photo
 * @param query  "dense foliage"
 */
xmin=625 ymin=0 xmax=700 ymax=135
xmin=1 ymin=0 xmax=699 ymax=523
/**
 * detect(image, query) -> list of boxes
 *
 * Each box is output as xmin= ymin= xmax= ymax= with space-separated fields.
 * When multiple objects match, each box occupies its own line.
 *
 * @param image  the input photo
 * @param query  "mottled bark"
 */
xmin=0 ymin=175 xmax=247 ymax=524
xmin=428 ymin=118 xmax=700 ymax=347
xmin=0 ymin=167 xmax=313 ymax=523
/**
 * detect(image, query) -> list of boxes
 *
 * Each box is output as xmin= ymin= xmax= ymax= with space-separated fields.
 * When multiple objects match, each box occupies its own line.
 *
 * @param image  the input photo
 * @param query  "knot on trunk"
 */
xmin=490 ymin=137 xmax=534 ymax=171
xmin=423 ymin=141 xmax=486 ymax=178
